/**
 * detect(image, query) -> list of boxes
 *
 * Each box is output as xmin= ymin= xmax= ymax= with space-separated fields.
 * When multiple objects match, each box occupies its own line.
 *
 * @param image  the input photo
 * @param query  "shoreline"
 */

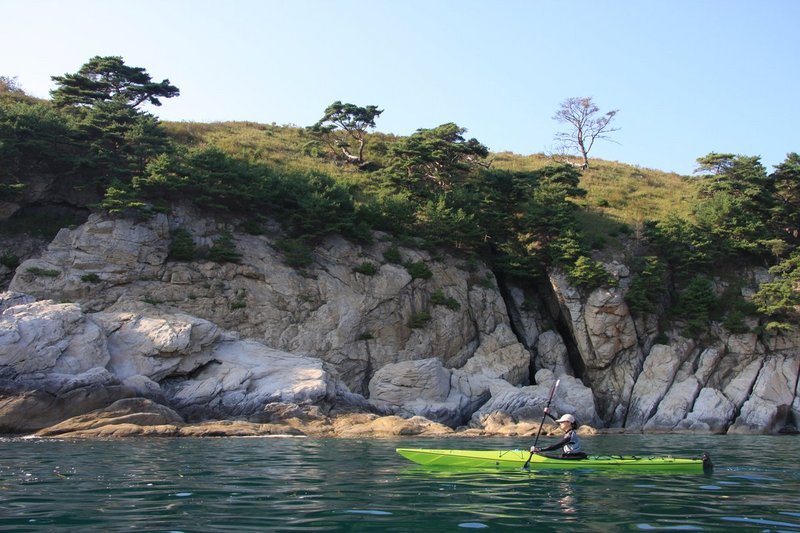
xmin=5 ymin=415 xmax=772 ymax=440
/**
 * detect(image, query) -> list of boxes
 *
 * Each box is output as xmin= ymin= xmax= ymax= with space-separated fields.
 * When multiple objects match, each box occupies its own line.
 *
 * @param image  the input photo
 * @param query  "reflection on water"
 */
xmin=0 ymin=434 xmax=799 ymax=531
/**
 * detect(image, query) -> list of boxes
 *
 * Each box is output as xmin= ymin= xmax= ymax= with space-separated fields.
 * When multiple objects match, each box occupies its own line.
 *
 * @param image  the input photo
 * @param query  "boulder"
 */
xmin=677 ymin=387 xmax=736 ymax=433
xmin=644 ymin=376 xmax=702 ymax=430
xmin=468 ymin=380 xmax=551 ymax=429
xmin=331 ymin=414 xmax=454 ymax=437
xmin=584 ymin=288 xmax=639 ymax=368
xmin=532 ymin=369 xmax=602 ymax=428
xmin=535 ymin=330 xmax=573 ymax=376
xmin=694 ymin=345 xmax=724 ymax=384
xmin=504 ymin=284 xmax=544 ymax=350
xmin=90 ymin=307 xmax=220 ymax=381
xmin=721 ymin=358 xmax=763 ymax=410
xmin=0 ymin=368 xmax=135 ymax=433
xmin=165 ymin=339 xmax=338 ymax=420
xmin=1 ymin=299 xmax=109 ymax=376
xmin=452 ymin=323 xmax=531 ymax=395
xmin=729 ymin=354 xmax=800 ymax=434
xmin=469 ymin=370 xmax=601 ymax=430
xmin=177 ymin=420 xmax=303 ymax=437
xmin=0 ymin=292 xmax=35 ymax=313
xmin=35 ymin=397 xmax=184 ymax=437
xmin=368 ymin=358 xmax=469 ymax=427
xmin=626 ymin=341 xmax=693 ymax=429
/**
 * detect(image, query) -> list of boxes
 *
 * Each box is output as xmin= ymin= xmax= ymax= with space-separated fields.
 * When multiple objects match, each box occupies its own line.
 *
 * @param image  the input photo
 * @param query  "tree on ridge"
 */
xmin=552 ymin=96 xmax=619 ymax=169
xmin=308 ymin=101 xmax=382 ymax=166
xmin=51 ymin=55 xmax=179 ymax=109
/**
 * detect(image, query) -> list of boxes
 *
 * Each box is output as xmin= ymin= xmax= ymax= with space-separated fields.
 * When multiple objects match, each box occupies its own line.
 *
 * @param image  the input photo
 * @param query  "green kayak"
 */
xmin=396 ymin=448 xmax=712 ymax=472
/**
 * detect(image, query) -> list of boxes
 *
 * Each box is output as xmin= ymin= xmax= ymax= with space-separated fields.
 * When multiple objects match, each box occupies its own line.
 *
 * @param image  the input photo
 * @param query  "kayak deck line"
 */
xmin=396 ymin=448 xmax=713 ymax=472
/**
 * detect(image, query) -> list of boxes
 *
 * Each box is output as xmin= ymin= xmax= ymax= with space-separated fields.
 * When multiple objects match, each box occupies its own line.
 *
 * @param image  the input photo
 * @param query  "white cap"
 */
xmin=555 ymin=414 xmax=575 ymax=423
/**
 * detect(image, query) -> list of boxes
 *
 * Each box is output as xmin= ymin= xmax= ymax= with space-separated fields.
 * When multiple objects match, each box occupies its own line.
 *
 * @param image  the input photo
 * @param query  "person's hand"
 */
xmin=543 ymin=407 xmax=550 ymax=414
xmin=530 ymin=446 xmax=540 ymax=453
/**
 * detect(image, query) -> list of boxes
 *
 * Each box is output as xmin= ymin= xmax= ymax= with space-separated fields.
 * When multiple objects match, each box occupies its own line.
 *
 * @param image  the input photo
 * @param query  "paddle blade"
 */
xmin=549 ymin=379 xmax=560 ymax=403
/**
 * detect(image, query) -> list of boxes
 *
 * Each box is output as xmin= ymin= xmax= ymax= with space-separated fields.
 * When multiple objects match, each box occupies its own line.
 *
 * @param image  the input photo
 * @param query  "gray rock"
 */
xmin=368 ymin=358 xmax=469 ymax=426
xmin=626 ymin=340 xmax=693 ymax=429
xmin=729 ymin=354 xmax=800 ymax=434
xmin=535 ymin=330 xmax=573 ymax=376
xmin=678 ymin=387 xmax=736 ymax=433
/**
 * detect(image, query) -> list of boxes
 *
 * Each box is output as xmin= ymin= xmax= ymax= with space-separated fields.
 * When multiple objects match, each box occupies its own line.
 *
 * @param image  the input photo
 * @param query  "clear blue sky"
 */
xmin=4 ymin=0 xmax=799 ymax=175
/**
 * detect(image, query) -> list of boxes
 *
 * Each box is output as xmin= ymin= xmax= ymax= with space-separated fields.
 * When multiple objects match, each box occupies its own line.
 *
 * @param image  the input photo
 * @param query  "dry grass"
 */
xmin=162 ymin=121 xmax=700 ymax=239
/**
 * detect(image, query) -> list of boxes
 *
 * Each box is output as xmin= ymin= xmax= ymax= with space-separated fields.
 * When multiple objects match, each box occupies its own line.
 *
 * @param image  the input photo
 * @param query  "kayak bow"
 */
xmin=396 ymin=448 xmax=712 ymax=472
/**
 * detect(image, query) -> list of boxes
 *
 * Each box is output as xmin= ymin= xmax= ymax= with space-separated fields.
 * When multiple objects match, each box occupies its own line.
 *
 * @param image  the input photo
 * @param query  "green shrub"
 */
xmin=567 ymin=256 xmax=611 ymax=291
xmin=753 ymin=252 xmax=800 ymax=328
xmin=462 ymin=257 xmax=479 ymax=272
xmin=240 ymin=219 xmax=264 ymax=235
xmin=409 ymin=311 xmax=431 ymax=328
xmin=589 ymin=236 xmax=606 ymax=250
xmin=0 ymin=251 xmax=19 ymax=269
xmin=169 ymin=228 xmax=196 ymax=261
xmin=722 ymin=310 xmax=751 ymax=334
xmin=626 ymin=256 xmax=667 ymax=314
xmin=654 ymin=332 xmax=669 ymax=344
xmin=383 ymin=245 xmax=402 ymax=264
xmin=719 ymin=296 xmax=758 ymax=334
xmin=644 ymin=216 xmax=715 ymax=280
xmin=470 ymin=272 xmax=496 ymax=290
xmin=430 ymin=289 xmax=460 ymax=310
xmin=208 ymin=232 xmax=242 ymax=263
xmin=353 ymin=261 xmax=378 ymax=275
xmin=357 ymin=332 xmax=374 ymax=341
xmin=98 ymin=184 xmax=151 ymax=218
xmin=674 ymin=275 xmax=717 ymax=335
xmin=81 ymin=273 xmax=101 ymax=283
xmin=230 ymin=300 xmax=247 ymax=310
xmin=278 ymin=238 xmax=313 ymax=268
xmin=26 ymin=266 xmax=59 ymax=277
xmin=405 ymin=260 xmax=432 ymax=280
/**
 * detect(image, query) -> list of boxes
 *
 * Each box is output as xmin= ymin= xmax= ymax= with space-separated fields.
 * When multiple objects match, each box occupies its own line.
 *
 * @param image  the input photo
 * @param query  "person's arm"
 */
xmin=543 ymin=407 xmax=557 ymax=422
xmin=536 ymin=435 xmax=570 ymax=452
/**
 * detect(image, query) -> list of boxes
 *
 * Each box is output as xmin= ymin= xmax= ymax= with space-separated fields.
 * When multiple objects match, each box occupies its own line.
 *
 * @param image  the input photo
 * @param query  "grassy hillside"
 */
xmin=162 ymin=121 xmax=699 ymax=243
xmin=164 ymin=123 xmax=694 ymax=213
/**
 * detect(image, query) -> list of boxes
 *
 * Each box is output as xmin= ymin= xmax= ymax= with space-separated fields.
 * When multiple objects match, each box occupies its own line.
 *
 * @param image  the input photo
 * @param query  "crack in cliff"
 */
xmin=494 ymin=272 xmax=526 ymax=348
xmin=728 ymin=356 xmax=768 ymax=432
xmin=791 ymin=358 xmax=800 ymax=428
xmin=494 ymin=272 xmax=586 ymax=385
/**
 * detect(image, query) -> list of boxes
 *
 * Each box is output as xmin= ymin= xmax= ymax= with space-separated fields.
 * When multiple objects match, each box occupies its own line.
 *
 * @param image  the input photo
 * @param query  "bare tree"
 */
xmin=0 ymin=76 xmax=23 ymax=94
xmin=553 ymin=97 xmax=619 ymax=169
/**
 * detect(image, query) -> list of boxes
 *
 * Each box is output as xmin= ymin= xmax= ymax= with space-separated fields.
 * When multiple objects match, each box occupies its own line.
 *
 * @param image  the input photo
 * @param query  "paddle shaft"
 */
xmin=524 ymin=379 xmax=560 ymax=469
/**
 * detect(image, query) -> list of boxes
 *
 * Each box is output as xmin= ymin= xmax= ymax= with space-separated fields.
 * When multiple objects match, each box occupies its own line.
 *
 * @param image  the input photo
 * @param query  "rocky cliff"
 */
xmin=1 ymin=207 xmax=798 ymax=436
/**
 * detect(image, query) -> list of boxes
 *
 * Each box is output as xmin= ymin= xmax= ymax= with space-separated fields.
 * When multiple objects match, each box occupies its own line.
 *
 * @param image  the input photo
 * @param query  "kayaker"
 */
xmin=530 ymin=408 xmax=586 ymax=459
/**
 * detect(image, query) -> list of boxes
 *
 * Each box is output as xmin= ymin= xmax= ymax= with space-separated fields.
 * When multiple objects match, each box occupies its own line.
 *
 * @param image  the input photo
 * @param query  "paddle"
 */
xmin=523 ymin=378 xmax=560 ymax=469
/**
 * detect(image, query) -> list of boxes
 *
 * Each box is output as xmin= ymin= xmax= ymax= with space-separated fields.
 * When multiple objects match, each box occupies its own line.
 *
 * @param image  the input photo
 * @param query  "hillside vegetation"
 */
xmin=1 ymin=58 xmax=799 ymax=337
xmin=163 ymin=121 xmax=698 ymax=225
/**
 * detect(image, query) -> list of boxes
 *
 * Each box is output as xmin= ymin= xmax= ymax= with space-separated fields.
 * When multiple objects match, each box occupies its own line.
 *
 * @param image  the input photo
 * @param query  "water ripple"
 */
xmin=1 ymin=435 xmax=798 ymax=531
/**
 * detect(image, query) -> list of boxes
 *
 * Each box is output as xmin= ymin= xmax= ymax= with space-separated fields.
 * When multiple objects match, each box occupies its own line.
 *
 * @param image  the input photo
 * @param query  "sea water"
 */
xmin=1 ymin=434 xmax=798 ymax=531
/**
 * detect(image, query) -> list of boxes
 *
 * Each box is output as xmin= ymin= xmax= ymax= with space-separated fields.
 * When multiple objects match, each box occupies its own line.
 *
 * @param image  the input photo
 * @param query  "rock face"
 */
xmin=0 ymin=294 xmax=344 ymax=430
xmin=544 ymin=272 xmax=644 ymax=426
xmin=7 ymin=209 xmax=512 ymax=398
xmin=2 ymin=207 xmax=799 ymax=436
xmin=1 ymin=208 xmax=546 ymax=433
